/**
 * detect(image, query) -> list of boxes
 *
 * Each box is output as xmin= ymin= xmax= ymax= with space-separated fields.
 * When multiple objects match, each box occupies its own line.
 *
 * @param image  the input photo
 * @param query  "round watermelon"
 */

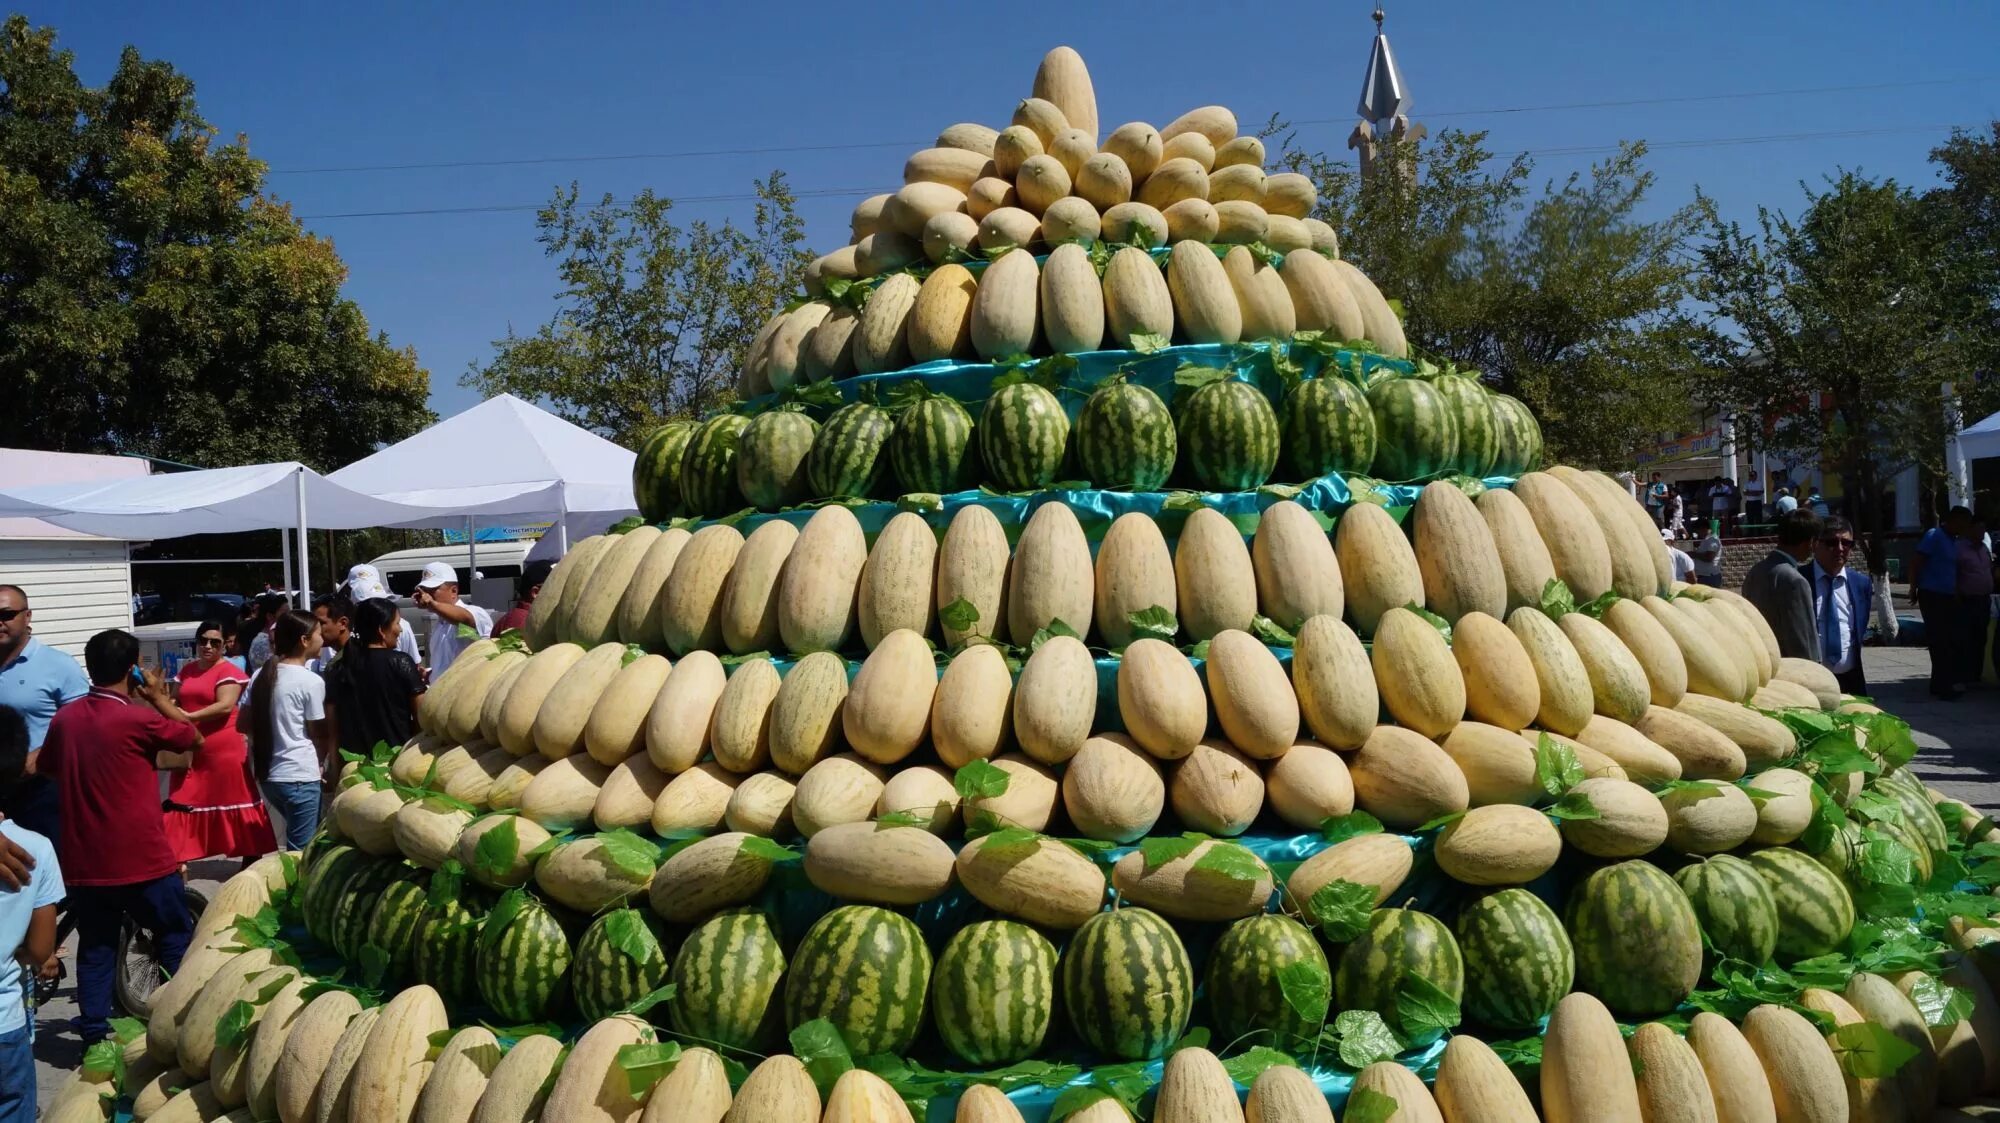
xmin=1455 ymin=889 xmax=1573 ymax=1031
xmin=1743 ymin=847 xmax=1856 ymax=961
xmin=1430 ymin=372 xmax=1497 ymax=478
xmin=669 ymin=907 xmax=787 ymax=1050
xmin=1076 ymin=379 xmax=1176 ymax=491
xmin=807 ymin=402 xmax=894 ymax=500
xmin=735 ymin=409 xmax=818 ymax=511
xmin=678 ymin=413 xmax=751 ymax=517
xmin=633 ymin=420 xmax=697 ymax=520
xmin=1176 ymin=377 xmax=1280 ymax=492
xmin=1675 ymin=854 xmax=1780 ymax=967
xmin=933 ymin=920 xmax=1056 ymax=1066
xmin=1488 ymin=393 xmax=1545 ymax=477
xmin=980 ymin=382 xmax=1070 ymax=491
xmin=573 ymin=908 xmax=675 ymax=1022
xmin=1206 ymin=914 xmax=1330 ymax=1049
xmin=1566 ymin=859 xmax=1703 ymax=1017
xmin=1280 ymin=377 xmax=1377 ymax=480
xmin=784 ymin=905 xmax=931 ymax=1056
xmin=1333 ymin=907 xmax=1465 ymax=1045
xmin=1366 ymin=376 xmax=1458 ymax=481
xmin=888 ymin=395 xmax=978 ymax=495
xmin=1060 ymin=907 xmax=1193 ymax=1061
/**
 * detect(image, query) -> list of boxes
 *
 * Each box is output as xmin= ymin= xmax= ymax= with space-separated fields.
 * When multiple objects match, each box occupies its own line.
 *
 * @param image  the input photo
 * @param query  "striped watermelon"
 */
xmin=784 ymin=905 xmax=932 ymax=1056
xmin=1877 ymin=771 xmax=1950 ymax=854
xmin=412 ymin=890 xmax=491 ymax=1007
xmin=735 ymin=409 xmax=818 ymax=511
xmin=1176 ymin=377 xmax=1280 ymax=492
xmin=1806 ymin=817 xmax=1863 ymax=882
xmin=1206 ymin=914 xmax=1330 ymax=1049
xmin=979 ymin=382 xmax=1071 ymax=492
xmin=1366 ymin=377 xmax=1459 ymax=482
xmin=300 ymin=844 xmax=367 ymax=946
xmin=1877 ymin=815 xmax=1935 ymax=883
xmin=330 ymin=860 xmax=406 ymax=961
xmin=1059 ymin=907 xmax=1193 ymax=1061
xmin=1280 ymin=377 xmax=1377 ymax=480
xmin=1430 ymin=372 xmax=1497 ymax=478
xmin=634 ymin=420 xmax=698 ymax=520
xmin=573 ymin=908 xmax=675 ymax=1022
xmin=1487 ymin=394 xmax=1544 ymax=478
xmin=888 ymin=395 xmax=978 ymax=495
xmin=1455 ymin=889 xmax=1573 ymax=1031
xmin=933 ymin=920 xmax=1057 ymax=1066
xmin=670 ymin=906 xmax=787 ymax=1050
xmin=476 ymin=891 xmax=573 ymax=1022
xmin=1076 ymin=379 xmax=1176 ymax=491
xmin=1743 ymin=847 xmax=1856 ymax=960
xmin=679 ymin=414 xmax=751 ymax=517
xmin=807 ymin=402 xmax=895 ymax=499
xmin=1566 ymin=859 xmax=1703 ymax=1017
xmin=361 ymin=873 xmax=431 ymax=983
xmin=1674 ymin=854 xmax=1780 ymax=966
xmin=1333 ymin=908 xmax=1465 ymax=1044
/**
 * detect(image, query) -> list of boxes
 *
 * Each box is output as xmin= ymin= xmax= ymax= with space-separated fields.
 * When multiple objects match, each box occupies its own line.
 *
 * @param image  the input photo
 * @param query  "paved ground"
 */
xmin=27 ymin=647 xmax=2000 ymax=1104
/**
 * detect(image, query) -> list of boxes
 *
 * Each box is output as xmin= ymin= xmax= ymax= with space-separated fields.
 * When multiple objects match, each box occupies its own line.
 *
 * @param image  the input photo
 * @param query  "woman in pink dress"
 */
xmin=162 ymin=618 xmax=276 ymax=862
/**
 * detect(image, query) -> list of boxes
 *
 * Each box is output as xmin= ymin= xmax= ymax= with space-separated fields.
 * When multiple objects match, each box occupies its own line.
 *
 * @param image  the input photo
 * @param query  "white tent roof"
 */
xmin=0 ymin=461 xmax=441 ymax=538
xmin=328 ymin=393 xmax=637 ymax=526
xmin=1961 ymin=409 xmax=2000 ymax=461
xmin=0 ymin=449 xmax=150 ymax=540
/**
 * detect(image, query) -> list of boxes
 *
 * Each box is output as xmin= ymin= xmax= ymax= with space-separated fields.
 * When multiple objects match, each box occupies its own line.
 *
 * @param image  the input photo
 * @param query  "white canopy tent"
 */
xmin=1960 ymin=409 xmax=2000 ymax=462
xmin=327 ymin=393 xmax=637 ymax=565
xmin=0 ymin=461 xmax=452 ymax=605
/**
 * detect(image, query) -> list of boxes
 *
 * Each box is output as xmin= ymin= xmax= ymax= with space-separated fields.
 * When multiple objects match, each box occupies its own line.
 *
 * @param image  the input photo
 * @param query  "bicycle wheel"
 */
xmin=114 ymin=885 xmax=214 ymax=1017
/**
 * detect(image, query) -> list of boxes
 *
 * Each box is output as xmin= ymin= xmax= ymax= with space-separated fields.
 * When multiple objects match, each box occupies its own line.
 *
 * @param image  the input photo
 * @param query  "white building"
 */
xmin=0 ymin=449 xmax=147 ymax=658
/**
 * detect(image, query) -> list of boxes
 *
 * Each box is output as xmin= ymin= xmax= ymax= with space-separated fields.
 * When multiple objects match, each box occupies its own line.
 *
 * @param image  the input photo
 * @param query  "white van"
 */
xmin=366 ymin=540 xmax=535 ymax=654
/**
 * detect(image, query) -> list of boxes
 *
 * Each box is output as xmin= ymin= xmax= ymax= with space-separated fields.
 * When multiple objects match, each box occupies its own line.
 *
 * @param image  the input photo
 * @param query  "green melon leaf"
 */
xmin=1578 ymin=591 xmax=1621 ymax=620
xmin=1401 ymin=602 xmax=1451 ymax=643
xmin=1331 ymin=1009 xmax=1404 ymax=1069
xmin=478 ymin=889 xmax=527 ymax=957
xmin=1172 ymin=363 xmax=1230 ymax=389
xmin=1047 ymin=1087 xmax=1117 ymax=1122
xmin=789 ymin=1018 xmax=854 ymax=1099
xmin=619 ymin=982 xmax=678 ymax=1018
xmin=1336 ymin=1087 xmax=1400 ymax=1119
xmin=471 ymin=816 xmax=521 ymax=881
xmin=109 ymin=1017 xmax=146 ymax=1045
xmin=954 ymin=758 xmax=1013 ymax=801
xmin=604 ymin=909 xmax=660 ymax=965
xmin=939 ymin=596 xmax=981 ymax=633
xmin=873 ymin=810 xmax=926 ymax=829
xmin=214 ymin=999 xmax=257 ymax=1050
xmin=596 ymin=829 xmax=664 ymax=880
xmin=1277 ymin=960 xmax=1331 ymax=1025
xmin=614 ymin=1041 xmax=682 ymax=1097
xmin=736 ymin=836 xmax=799 ymax=864
xmin=974 ymin=826 xmax=1044 ymax=857
xmin=1191 ymin=840 xmax=1266 ymax=884
xmin=1138 ymin=832 xmax=1208 ymax=871
xmin=1831 ymin=1019 xmax=1920 ymax=1079
xmin=1027 ymin=617 xmax=1081 ymax=654
xmin=1305 ymin=880 xmax=1376 ymax=943
xmin=1909 ymin=975 xmax=1975 ymax=1028
xmin=1545 ymin=790 xmax=1602 ymax=822
xmin=1130 ymin=332 xmax=1171 ymax=354
xmin=1251 ymin=614 xmax=1299 ymax=647
xmin=427 ymin=858 xmax=466 ymax=908
xmin=1221 ymin=1045 xmax=1296 ymax=1086
xmin=1534 ymin=733 xmax=1583 ymax=798
xmin=1125 ymin=605 xmax=1178 ymax=642
xmin=1417 ymin=809 xmax=1469 ymax=833
xmin=1319 ymin=811 xmax=1385 ymax=844
xmin=1393 ymin=971 xmax=1461 ymax=1043
xmin=1539 ymin=578 xmax=1578 ymax=619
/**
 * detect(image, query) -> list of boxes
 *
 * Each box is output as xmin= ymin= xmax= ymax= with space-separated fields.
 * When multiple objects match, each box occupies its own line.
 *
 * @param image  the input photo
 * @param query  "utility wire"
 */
xmin=269 ymin=74 xmax=1999 ymax=177
xmin=293 ymin=123 xmax=1978 ymax=220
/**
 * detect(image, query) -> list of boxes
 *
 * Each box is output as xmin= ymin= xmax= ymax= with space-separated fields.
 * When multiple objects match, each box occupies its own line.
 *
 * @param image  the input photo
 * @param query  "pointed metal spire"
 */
xmin=1356 ymin=5 xmax=1407 ymax=132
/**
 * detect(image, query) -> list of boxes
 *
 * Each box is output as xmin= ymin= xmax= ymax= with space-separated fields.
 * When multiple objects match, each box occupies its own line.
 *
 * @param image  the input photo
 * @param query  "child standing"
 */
xmin=0 ymin=704 xmax=63 ymax=1123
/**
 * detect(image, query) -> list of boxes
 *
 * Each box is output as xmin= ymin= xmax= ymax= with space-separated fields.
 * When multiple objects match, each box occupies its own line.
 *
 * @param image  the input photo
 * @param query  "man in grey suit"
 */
xmin=1742 ymin=509 xmax=1824 ymax=660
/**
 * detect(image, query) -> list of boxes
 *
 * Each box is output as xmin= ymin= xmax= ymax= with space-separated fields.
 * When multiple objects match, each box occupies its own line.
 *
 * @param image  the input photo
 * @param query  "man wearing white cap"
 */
xmin=413 ymin=562 xmax=491 ymax=678
xmin=343 ymin=569 xmax=422 ymax=667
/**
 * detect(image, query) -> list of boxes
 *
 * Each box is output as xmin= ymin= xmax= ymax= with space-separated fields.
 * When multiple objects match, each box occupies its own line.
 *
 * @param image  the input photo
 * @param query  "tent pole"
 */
xmin=295 ymin=467 xmax=311 ymax=608
xmin=556 ymin=491 xmax=569 ymax=556
xmin=466 ymin=517 xmax=477 ymax=596
xmin=279 ymin=526 xmax=292 ymax=602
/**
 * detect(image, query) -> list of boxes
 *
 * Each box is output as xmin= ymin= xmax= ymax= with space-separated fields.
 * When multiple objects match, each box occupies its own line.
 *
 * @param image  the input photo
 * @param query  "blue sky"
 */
xmin=34 ymin=1 xmax=2000 ymax=430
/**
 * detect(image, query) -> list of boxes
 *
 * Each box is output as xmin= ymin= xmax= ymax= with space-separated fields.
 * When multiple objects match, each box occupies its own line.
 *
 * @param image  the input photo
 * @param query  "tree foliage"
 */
xmin=1272 ymin=125 xmax=1712 ymax=467
xmin=1696 ymin=169 xmax=1999 ymax=565
xmin=0 ymin=15 xmax=431 ymax=469
xmin=1927 ymin=124 xmax=2000 ymax=389
xmin=465 ymin=174 xmax=810 ymax=446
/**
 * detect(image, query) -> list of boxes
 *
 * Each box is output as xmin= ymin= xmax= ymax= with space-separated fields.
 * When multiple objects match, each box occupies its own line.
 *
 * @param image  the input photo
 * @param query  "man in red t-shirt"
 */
xmin=35 ymin=629 xmax=202 ymax=1043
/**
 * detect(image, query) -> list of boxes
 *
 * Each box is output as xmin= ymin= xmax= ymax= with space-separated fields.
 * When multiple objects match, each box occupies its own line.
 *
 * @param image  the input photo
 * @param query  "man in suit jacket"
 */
xmin=1742 ymin=509 xmax=1823 ymax=661
xmin=1807 ymin=516 xmax=1872 ymax=695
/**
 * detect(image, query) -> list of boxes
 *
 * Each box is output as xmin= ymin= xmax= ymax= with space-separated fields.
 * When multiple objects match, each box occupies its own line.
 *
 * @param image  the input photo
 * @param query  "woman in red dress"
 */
xmin=162 ymin=618 xmax=277 ymax=862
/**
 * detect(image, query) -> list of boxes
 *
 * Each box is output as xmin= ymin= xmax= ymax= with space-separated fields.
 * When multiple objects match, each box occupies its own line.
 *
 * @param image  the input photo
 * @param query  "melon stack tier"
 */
xmin=53 ymin=45 xmax=2000 ymax=1123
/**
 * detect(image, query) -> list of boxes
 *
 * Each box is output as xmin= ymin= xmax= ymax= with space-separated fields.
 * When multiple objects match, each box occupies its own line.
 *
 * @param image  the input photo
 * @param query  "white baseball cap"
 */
xmin=417 ymin=562 xmax=458 ymax=590
xmin=349 ymin=577 xmax=390 ymax=601
xmin=344 ymin=564 xmax=383 ymax=596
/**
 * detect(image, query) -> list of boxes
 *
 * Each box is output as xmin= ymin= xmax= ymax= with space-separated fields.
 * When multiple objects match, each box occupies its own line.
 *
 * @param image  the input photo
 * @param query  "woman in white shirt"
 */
xmin=242 ymin=610 xmax=331 ymax=849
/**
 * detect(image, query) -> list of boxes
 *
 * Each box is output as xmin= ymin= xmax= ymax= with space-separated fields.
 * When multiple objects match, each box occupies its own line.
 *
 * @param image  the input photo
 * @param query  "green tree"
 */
xmin=1 ymin=16 xmax=431 ymax=468
xmin=1696 ymin=170 xmax=1998 ymax=568
xmin=466 ymin=174 xmax=810 ymax=446
xmin=1927 ymin=124 xmax=2000 ymax=388
xmin=1273 ymin=127 xmax=1713 ymax=467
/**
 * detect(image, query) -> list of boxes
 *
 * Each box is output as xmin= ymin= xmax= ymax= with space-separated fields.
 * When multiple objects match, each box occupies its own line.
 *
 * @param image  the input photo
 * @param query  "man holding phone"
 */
xmin=412 ymin=563 xmax=491 ymax=679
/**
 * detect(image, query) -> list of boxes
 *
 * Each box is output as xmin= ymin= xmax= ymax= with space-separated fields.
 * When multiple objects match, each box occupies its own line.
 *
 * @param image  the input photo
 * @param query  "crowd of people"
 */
xmin=0 ymin=557 xmax=550 ymax=1115
xmin=1643 ymin=468 xmax=1829 ymax=537
xmin=1916 ymin=506 xmax=1998 ymax=700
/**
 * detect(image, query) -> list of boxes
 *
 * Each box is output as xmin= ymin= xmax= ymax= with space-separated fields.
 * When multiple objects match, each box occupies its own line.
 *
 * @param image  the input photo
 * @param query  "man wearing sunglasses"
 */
xmin=1807 ymin=517 xmax=1873 ymax=695
xmin=0 ymin=585 xmax=90 ymax=844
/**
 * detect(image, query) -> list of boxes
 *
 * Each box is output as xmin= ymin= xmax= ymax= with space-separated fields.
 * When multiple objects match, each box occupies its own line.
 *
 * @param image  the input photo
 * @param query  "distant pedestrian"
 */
xmin=36 ymin=629 xmax=203 ymax=1045
xmin=327 ymin=597 xmax=425 ymax=773
xmin=1742 ymin=470 xmax=1766 ymax=526
xmin=242 ymin=611 xmax=329 ymax=849
xmin=161 ymin=619 xmax=275 ymax=864
xmin=1666 ymin=537 xmax=1697 ymax=585
xmin=1667 ymin=491 xmax=1686 ymax=537
xmin=412 ymin=563 xmax=491 ymax=679
xmin=1742 ymin=509 xmax=1822 ymax=660
xmin=1775 ymin=488 xmax=1798 ymax=516
xmin=1691 ymin=527 xmax=1724 ymax=588
xmin=345 ymin=572 xmax=424 ymax=667
xmin=244 ymin=592 xmax=289 ymax=674
xmin=1646 ymin=473 xmax=1669 ymax=527
xmin=1958 ymin=517 xmax=1994 ymax=688
xmin=494 ymin=559 xmax=552 ymax=639
xmin=1915 ymin=506 xmax=1970 ymax=699
xmin=1708 ymin=478 xmax=1735 ymax=534
xmin=311 ymin=593 xmax=354 ymax=675
xmin=1807 ymin=516 xmax=1871 ymax=695
xmin=1808 ymin=490 xmax=1830 ymax=518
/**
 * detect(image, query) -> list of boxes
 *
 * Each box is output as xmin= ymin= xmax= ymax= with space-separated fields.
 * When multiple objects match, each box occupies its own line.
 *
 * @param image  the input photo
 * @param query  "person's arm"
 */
xmin=23 ymin=903 xmax=57 ymax=975
xmin=141 ymin=672 xmax=206 ymax=751
xmin=426 ymin=598 xmax=480 ymax=628
xmin=154 ymin=676 xmax=243 ymax=725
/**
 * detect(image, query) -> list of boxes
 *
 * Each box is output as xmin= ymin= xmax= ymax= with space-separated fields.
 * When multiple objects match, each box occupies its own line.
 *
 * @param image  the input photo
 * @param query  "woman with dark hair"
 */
xmin=161 ymin=619 xmax=275 ymax=863
xmin=326 ymin=597 xmax=426 ymax=760
xmin=243 ymin=610 xmax=329 ymax=848
xmin=228 ymin=618 xmax=262 ymax=673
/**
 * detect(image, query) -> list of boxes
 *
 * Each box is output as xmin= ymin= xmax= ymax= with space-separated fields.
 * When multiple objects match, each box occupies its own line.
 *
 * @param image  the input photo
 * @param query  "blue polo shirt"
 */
xmin=0 ymin=820 xmax=61 ymax=1033
xmin=0 ymin=638 xmax=90 ymax=750
xmin=1916 ymin=527 xmax=1959 ymax=595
